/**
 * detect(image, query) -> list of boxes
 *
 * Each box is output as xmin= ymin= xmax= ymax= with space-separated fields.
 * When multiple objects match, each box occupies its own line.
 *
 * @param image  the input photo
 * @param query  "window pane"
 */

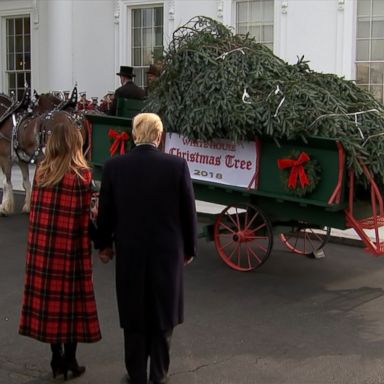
xmin=24 ymin=35 xmax=31 ymax=52
xmin=237 ymin=25 xmax=247 ymax=35
xmin=357 ymin=18 xmax=370 ymax=38
xmin=134 ymin=68 xmax=144 ymax=88
xmin=24 ymin=53 xmax=31 ymax=70
xmin=16 ymin=36 xmax=23 ymax=52
xmin=143 ymin=47 xmax=152 ymax=64
xmin=251 ymin=2 xmax=262 ymax=22
xmin=16 ymin=53 xmax=24 ymax=70
xmin=8 ymin=73 xmax=16 ymax=89
xmin=155 ymin=26 xmax=163 ymax=46
xmin=133 ymin=48 xmax=142 ymax=66
xmin=15 ymin=18 xmax=23 ymax=34
xmin=262 ymin=25 xmax=273 ymax=42
xmin=371 ymin=39 xmax=384 ymax=60
xmin=17 ymin=73 xmax=24 ymax=88
xmin=154 ymin=7 xmax=163 ymax=27
xmin=262 ymin=0 xmax=274 ymax=21
xmin=356 ymin=39 xmax=370 ymax=60
xmin=370 ymin=84 xmax=383 ymax=101
xmin=7 ymin=19 xmax=14 ymax=36
xmin=24 ymin=17 xmax=30 ymax=34
xmin=372 ymin=19 xmax=384 ymax=38
xmin=143 ymin=8 xmax=152 ymax=27
xmin=249 ymin=25 xmax=261 ymax=40
xmin=7 ymin=36 xmax=14 ymax=53
xmin=132 ymin=28 xmax=141 ymax=47
xmin=356 ymin=63 xmax=370 ymax=83
xmin=132 ymin=9 xmax=141 ymax=28
xmin=370 ymin=62 xmax=384 ymax=83
xmin=358 ymin=0 xmax=371 ymax=16
xmin=26 ymin=72 xmax=31 ymax=87
xmin=153 ymin=47 xmax=163 ymax=60
xmin=237 ymin=3 xmax=248 ymax=23
xmin=373 ymin=0 xmax=384 ymax=15
xmin=143 ymin=27 xmax=153 ymax=47
xmin=7 ymin=53 xmax=15 ymax=70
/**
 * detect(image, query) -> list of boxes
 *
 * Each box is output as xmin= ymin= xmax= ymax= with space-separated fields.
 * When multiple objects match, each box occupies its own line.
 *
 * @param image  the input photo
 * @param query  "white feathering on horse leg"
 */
xmin=20 ymin=163 xmax=31 ymax=213
xmin=0 ymin=181 xmax=15 ymax=216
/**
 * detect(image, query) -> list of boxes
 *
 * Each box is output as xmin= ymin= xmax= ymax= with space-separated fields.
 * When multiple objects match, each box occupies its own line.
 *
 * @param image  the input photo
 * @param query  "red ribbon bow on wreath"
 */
xmin=277 ymin=152 xmax=311 ymax=189
xmin=108 ymin=128 xmax=129 ymax=156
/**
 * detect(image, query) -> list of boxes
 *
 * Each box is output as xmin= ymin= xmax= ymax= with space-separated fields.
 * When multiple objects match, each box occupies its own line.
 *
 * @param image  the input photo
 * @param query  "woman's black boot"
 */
xmin=63 ymin=342 xmax=86 ymax=380
xmin=50 ymin=343 xmax=64 ymax=378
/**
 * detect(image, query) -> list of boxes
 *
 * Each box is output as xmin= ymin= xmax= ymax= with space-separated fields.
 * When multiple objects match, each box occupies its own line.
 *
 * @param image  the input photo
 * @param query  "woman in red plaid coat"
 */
xmin=19 ymin=111 xmax=101 ymax=380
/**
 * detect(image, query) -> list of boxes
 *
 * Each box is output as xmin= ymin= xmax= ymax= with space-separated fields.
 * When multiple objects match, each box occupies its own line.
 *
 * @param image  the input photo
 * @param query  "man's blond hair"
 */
xmin=132 ymin=113 xmax=163 ymax=145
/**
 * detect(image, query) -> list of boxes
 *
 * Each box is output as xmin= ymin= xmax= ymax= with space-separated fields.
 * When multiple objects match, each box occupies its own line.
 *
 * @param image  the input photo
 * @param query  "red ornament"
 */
xmin=108 ymin=128 xmax=129 ymax=156
xmin=277 ymin=152 xmax=311 ymax=189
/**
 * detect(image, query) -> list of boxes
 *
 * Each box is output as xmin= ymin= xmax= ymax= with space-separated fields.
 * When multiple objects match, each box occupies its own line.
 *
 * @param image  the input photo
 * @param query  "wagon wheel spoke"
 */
xmin=246 ymin=244 xmax=263 ymax=265
xmin=219 ymin=221 xmax=237 ymax=235
xmin=228 ymin=243 xmax=240 ymax=260
xmin=244 ymin=211 xmax=259 ymax=231
xmin=221 ymin=238 xmax=236 ymax=250
xmin=235 ymin=207 xmax=241 ymax=230
xmin=225 ymin=210 xmax=240 ymax=229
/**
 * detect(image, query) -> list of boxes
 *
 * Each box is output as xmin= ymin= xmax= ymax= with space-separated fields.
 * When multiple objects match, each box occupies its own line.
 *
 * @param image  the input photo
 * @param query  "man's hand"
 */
xmin=184 ymin=256 xmax=194 ymax=266
xmin=99 ymin=247 xmax=113 ymax=264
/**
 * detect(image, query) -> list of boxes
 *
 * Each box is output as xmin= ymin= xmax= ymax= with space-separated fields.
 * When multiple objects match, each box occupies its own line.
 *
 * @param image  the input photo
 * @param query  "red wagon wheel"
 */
xmin=214 ymin=203 xmax=273 ymax=271
xmin=280 ymin=225 xmax=331 ymax=257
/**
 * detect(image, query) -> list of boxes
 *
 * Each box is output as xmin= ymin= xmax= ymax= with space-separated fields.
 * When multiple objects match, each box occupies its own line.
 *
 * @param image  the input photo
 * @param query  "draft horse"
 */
xmin=0 ymin=89 xmax=80 ymax=215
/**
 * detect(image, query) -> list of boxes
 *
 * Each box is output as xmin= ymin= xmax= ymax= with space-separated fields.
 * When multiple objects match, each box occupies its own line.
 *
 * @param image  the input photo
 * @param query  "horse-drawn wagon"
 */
xmin=86 ymin=104 xmax=384 ymax=272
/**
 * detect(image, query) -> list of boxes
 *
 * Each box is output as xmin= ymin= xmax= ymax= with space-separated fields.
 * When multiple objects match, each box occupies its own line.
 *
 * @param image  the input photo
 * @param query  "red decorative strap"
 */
xmin=108 ymin=128 xmax=129 ymax=156
xmin=277 ymin=152 xmax=310 ymax=189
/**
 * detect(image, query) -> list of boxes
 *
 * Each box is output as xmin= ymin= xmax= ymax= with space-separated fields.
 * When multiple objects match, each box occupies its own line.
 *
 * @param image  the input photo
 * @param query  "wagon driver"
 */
xmin=109 ymin=65 xmax=145 ymax=115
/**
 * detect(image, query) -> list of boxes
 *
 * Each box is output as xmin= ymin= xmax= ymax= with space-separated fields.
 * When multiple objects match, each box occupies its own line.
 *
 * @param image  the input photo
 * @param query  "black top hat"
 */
xmin=116 ymin=66 xmax=136 ymax=78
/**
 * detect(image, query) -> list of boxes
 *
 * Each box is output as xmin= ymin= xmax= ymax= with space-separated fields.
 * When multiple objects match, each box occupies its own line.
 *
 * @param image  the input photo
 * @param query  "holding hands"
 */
xmin=99 ymin=247 xmax=114 ymax=264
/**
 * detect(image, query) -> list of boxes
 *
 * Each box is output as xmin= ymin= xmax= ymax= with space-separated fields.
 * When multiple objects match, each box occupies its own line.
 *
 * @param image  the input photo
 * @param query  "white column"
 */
xmin=46 ymin=0 xmax=73 ymax=91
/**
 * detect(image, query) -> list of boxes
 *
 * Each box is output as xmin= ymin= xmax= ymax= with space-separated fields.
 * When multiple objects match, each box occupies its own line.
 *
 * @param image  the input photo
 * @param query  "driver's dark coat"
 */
xmin=109 ymin=81 xmax=145 ymax=115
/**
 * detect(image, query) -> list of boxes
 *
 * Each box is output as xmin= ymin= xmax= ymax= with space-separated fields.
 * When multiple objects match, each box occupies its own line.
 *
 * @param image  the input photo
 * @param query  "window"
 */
xmin=356 ymin=0 xmax=384 ymax=103
xmin=236 ymin=0 xmax=274 ymax=51
xmin=131 ymin=6 xmax=163 ymax=89
xmin=5 ymin=16 xmax=31 ymax=101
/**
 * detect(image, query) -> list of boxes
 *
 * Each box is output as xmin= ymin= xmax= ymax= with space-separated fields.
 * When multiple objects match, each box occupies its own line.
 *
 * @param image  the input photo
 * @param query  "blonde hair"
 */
xmin=36 ymin=111 xmax=89 ymax=187
xmin=132 ymin=113 xmax=163 ymax=145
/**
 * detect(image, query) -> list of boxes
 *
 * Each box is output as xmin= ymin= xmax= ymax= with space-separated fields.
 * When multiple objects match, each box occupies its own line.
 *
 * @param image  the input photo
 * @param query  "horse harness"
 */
xmin=8 ymin=110 xmax=44 ymax=164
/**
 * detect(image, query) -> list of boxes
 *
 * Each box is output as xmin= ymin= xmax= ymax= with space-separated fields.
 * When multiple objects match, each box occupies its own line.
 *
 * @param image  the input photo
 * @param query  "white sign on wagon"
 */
xmin=164 ymin=133 xmax=258 ymax=188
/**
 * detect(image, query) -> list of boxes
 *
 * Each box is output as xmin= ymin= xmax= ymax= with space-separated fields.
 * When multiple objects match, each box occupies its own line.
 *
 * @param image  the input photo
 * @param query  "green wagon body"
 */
xmin=86 ymin=105 xmax=384 ymax=270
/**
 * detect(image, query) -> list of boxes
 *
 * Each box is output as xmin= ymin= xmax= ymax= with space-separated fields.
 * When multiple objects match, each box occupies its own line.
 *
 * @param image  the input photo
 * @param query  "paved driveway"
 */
xmin=2 ymin=193 xmax=384 ymax=384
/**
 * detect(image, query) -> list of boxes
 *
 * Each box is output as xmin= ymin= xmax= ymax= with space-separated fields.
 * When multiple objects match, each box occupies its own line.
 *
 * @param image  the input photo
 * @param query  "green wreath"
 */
xmin=277 ymin=150 xmax=321 ymax=197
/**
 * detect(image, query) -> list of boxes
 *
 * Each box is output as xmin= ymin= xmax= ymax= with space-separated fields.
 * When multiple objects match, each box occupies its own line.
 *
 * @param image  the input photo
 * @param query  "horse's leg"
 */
xmin=0 ymin=159 xmax=15 ymax=216
xmin=19 ymin=162 xmax=32 ymax=213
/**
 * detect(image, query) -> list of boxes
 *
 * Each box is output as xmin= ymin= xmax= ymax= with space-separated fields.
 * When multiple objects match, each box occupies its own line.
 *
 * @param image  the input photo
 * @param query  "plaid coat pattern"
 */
xmin=19 ymin=169 xmax=101 ymax=344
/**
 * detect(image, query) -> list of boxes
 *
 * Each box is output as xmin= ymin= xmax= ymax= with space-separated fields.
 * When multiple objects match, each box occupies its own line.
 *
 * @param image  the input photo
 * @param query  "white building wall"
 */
xmin=72 ymin=0 xmax=115 ymax=97
xmin=0 ymin=0 xmax=358 ymax=99
xmin=272 ymin=0 xmax=355 ymax=79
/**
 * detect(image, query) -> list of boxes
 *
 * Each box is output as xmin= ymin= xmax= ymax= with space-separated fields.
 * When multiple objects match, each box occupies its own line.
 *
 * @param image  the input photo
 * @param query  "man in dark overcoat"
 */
xmin=96 ymin=113 xmax=198 ymax=384
xmin=109 ymin=65 xmax=146 ymax=115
